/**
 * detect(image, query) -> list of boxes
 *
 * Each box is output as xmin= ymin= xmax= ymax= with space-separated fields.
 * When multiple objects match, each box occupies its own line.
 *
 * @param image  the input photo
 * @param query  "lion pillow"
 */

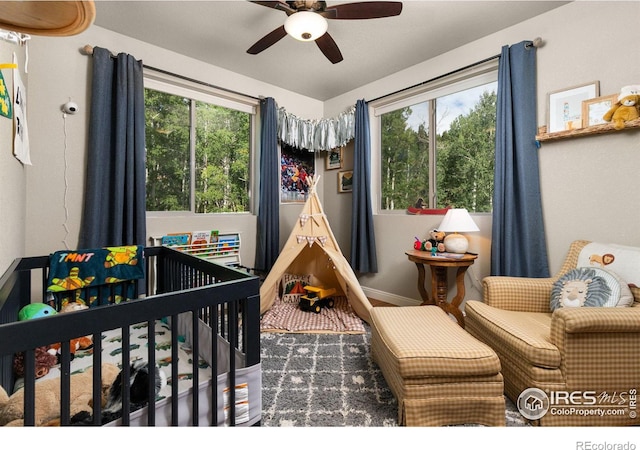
xmin=550 ymin=267 xmax=634 ymax=312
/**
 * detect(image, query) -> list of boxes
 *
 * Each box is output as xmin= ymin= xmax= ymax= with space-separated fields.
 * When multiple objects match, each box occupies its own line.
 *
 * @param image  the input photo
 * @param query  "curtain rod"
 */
xmin=367 ymin=37 xmax=543 ymax=104
xmin=81 ymin=44 xmax=261 ymax=102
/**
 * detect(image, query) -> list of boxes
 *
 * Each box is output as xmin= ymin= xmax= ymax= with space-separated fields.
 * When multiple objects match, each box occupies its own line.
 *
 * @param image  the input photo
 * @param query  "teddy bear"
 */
xmin=0 ymin=362 xmax=120 ymax=426
xmin=603 ymin=85 xmax=640 ymax=130
xmin=423 ymin=229 xmax=446 ymax=253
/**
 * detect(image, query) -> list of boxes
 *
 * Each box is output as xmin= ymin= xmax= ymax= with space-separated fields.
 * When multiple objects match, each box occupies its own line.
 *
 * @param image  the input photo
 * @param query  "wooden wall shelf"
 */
xmin=536 ymin=117 xmax=640 ymax=142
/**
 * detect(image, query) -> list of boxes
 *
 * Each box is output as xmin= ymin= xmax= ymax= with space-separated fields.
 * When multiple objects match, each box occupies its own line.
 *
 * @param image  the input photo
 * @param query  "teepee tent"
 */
xmin=260 ymin=177 xmax=373 ymax=324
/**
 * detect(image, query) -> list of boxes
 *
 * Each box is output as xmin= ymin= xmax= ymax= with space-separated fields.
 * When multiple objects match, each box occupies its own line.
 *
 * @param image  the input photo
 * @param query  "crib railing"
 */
xmin=0 ymin=246 xmax=260 ymax=426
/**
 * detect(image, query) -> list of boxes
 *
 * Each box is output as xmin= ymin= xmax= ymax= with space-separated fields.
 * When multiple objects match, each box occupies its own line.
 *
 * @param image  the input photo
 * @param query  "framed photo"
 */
xmin=325 ymin=147 xmax=343 ymax=170
xmin=547 ymin=81 xmax=599 ymax=133
xmin=337 ymin=170 xmax=353 ymax=193
xmin=582 ymin=94 xmax=617 ymax=128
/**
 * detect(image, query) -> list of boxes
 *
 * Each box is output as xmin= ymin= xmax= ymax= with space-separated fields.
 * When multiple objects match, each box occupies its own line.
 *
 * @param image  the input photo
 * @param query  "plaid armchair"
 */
xmin=465 ymin=240 xmax=640 ymax=426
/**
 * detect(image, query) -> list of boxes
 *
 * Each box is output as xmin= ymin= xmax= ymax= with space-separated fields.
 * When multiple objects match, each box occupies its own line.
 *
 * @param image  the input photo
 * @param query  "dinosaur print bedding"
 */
xmin=19 ymin=315 xmax=253 ymax=426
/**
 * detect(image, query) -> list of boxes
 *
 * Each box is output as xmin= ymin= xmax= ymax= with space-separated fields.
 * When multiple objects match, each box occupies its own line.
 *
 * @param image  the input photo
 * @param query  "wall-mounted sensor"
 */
xmin=62 ymin=101 xmax=78 ymax=114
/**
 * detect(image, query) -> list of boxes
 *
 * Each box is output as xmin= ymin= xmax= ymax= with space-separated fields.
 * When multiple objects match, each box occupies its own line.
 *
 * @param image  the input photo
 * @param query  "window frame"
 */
xmin=143 ymin=70 xmax=259 ymax=217
xmin=370 ymin=59 xmax=499 ymax=214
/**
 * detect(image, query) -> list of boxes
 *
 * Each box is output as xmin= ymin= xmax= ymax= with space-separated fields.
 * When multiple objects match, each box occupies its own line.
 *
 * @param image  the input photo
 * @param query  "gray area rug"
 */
xmin=260 ymin=325 xmax=529 ymax=427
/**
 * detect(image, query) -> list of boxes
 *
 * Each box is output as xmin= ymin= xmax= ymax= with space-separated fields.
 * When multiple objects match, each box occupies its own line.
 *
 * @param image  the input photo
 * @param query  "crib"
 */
xmin=0 ymin=246 xmax=261 ymax=426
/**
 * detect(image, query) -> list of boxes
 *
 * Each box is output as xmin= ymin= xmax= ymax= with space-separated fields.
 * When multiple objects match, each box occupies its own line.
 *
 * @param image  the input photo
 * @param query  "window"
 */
xmin=144 ymin=73 xmax=257 ymax=214
xmin=374 ymin=64 xmax=498 ymax=213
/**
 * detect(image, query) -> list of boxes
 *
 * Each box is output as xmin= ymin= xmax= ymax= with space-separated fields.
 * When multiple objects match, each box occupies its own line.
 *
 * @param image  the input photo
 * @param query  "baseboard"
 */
xmin=361 ymin=286 xmax=420 ymax=307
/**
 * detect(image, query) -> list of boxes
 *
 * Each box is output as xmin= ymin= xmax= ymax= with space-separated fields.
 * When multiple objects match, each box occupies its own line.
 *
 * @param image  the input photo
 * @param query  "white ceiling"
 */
xmin=93 ymin=0 xmax=568 ymax=101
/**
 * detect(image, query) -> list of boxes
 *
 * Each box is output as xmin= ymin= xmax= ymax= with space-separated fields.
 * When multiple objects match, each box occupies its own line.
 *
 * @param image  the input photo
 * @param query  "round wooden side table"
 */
xmin=405 ymin=249 xmax=478 ymax=327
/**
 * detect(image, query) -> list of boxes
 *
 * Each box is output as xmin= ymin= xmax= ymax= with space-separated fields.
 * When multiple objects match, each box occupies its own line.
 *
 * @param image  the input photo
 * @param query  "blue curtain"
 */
xmin=491 ymin=41 xmax=549 ymax=277
xmin=350 ymin=99 xmax=378 ymax=273
xmin=255 ymin=97 xmax=280 ymax=274
xmin=78 ymin=47 xmax=146 ymax=249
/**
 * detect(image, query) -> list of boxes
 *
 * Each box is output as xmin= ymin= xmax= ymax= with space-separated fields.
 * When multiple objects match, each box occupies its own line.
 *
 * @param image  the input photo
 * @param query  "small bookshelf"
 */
xmin=152 ymin=231 xmax=242 ymax=268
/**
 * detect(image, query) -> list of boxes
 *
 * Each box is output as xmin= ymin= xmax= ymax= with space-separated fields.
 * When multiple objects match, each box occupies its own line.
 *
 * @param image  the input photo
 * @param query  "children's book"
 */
xmin=191 ymin=230 xmax=212 ymax=251
xmin=218 ymin=234 xmax=240 ymax=254
xmin=161 ymin=233 xmax=191 ymax=247
xmin=432 ymin=252 xmax=465 ymax=259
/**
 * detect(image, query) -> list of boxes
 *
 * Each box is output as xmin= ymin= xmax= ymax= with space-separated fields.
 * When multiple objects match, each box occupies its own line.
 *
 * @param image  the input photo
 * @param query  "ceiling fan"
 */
xmin=246 ymin=1 xmax=403 ymax=64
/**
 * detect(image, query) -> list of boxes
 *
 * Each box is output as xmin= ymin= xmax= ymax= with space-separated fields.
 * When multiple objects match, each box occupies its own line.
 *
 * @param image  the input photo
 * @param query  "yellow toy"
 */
xmin=603 ymin=85 xmax=640 ymax=130
xmin=0 ymin=363 xmax=120 ymax=426
xmin=299 ymin=285 xmax=336 ymax=313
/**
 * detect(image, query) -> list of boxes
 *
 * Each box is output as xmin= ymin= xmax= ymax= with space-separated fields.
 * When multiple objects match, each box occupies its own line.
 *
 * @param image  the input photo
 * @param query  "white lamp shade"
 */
xmin=437 ymin=208 xmax=479 ymax=253
xmin=437 ymin=208 xmax=479 ymax=233
xmin=284 ymin=11 xmax=328 ymax=41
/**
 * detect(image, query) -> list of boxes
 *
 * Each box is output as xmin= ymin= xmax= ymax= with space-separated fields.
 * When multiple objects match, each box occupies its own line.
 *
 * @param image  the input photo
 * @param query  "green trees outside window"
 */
xmin=145 ymin=88 xmax=251 ymax=213
xmin=380 ymin=82 xmax=497 ymax=213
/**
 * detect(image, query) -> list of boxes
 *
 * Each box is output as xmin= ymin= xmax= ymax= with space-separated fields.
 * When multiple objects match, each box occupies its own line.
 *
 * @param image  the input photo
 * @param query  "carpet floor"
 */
xmin=260 ymin=325 xmax=529 ymax=427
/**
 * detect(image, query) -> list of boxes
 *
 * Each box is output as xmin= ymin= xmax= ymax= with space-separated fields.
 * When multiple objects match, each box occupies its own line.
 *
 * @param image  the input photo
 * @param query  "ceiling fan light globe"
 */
xmin=284 ymin=11 xmax=328 ymax=41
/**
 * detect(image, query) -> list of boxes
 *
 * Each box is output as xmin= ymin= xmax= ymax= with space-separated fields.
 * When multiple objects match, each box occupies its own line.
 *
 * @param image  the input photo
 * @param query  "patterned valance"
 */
xmin=277 ymin=104 xmax=355 ymax=152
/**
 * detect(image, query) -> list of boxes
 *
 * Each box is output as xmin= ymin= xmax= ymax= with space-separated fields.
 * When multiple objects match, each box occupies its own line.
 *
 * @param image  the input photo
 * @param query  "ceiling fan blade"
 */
xmin=322 ymin=1 xmax=403 ymax=19
xmin=249 ymin=1 xmax=296 ymax=15
xmin=247 ymin=25 xmax=288 ymax=54
xmin=315 ymin=32 xmax=343 ymax=64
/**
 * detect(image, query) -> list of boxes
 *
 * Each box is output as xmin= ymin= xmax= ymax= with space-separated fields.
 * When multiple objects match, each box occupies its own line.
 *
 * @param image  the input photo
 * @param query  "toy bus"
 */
xmin=299 ymin=285 xmax=336 ymax=314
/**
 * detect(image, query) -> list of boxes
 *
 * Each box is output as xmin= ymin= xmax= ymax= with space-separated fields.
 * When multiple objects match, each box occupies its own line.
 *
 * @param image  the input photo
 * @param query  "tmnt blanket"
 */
xmin=47 ymin=246 xmax=144 ymax=306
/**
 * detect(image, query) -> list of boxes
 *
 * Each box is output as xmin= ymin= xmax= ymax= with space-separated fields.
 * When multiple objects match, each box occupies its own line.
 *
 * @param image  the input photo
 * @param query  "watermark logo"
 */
xmin=517 ymin=387 xmax=637 ymax=420
xmin=517 ymin=387 xmax=549 ymax=420
xmin=630 ymin=388 xmax=637 ymax=419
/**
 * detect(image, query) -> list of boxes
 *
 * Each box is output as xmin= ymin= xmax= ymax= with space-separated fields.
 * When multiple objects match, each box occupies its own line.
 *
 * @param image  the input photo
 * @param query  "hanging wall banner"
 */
xmin=277 ymin=104 xmax=355 ymax=152
xmin=12 ymin=54 xmax=31 ymax=165
xmin=0 ymin=63 xmax=13 ymax=119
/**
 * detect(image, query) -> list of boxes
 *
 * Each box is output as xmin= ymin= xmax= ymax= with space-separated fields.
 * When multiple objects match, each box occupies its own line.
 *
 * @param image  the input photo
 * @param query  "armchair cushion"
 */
xmin=550 ymin=267 xmax=634 ymax=311
xmin=465 ymin=301 xmax=559 ymax=369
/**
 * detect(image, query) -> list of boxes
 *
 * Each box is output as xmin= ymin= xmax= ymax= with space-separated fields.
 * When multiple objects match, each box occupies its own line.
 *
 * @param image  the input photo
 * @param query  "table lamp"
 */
xmin=437 ymin=208 xmax=479 ymax=253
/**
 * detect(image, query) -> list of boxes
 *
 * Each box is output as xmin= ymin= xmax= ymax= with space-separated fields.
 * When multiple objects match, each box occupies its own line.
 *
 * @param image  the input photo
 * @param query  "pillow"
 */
xmin=550 ymin=267 xmax=634 ymax=311
xmin=577 ymin=242 xmax=640 ymax=288
xmin=280 ymin=273 xmax=312 ymax=304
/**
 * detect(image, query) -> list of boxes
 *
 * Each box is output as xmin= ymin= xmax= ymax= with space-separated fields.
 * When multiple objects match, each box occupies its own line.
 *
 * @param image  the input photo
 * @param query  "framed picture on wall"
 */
xmin=338 ymin=170 xmax=353 ymax=193
xmin=325 ymin=147 xmax=343 ymax=170
xmin=281 ymin=143 xmax=315 ymax=203
xmin=582 ymin=94 xmax=617 ymax=128
xmin=547 ymin=81 xmax=599 ymax=133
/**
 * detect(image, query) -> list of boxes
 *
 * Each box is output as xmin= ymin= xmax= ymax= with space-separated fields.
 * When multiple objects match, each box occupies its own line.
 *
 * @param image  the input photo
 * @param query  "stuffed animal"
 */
xmin=70 ymin=361 xmax=167 ymax=426
xmin=48 ymin=302 xmax=93 ymax=359
xmin=18 ymin=303 xmax=57 ymax=321
xmin=0 ymin=363 xmax=120 ymax=426
xmin=423 ymin=229 xmax=446 ymax=253
xmin=13 ymin=304 xmax=58 ymax=380
xmin=603 ymin=85 xmax=640 ymax=130
xmin=13 ymin=347 xmax=58 ymax=380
